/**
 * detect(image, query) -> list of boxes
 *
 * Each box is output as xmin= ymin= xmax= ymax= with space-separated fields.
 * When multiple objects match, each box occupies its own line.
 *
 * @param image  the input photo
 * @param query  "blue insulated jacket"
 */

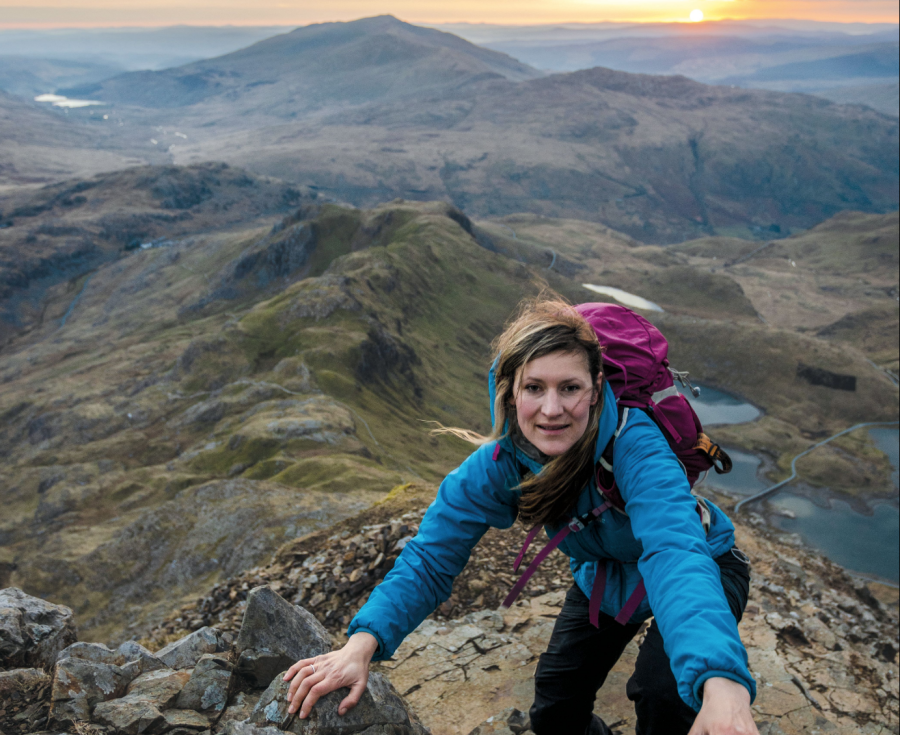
xmin=348 ymin=379 xmax=756 ymax=711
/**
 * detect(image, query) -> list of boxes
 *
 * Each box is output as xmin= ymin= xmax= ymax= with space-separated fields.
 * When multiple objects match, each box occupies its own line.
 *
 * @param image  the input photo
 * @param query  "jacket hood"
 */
xmin=488 ymin=356 xmax=619 ymax=465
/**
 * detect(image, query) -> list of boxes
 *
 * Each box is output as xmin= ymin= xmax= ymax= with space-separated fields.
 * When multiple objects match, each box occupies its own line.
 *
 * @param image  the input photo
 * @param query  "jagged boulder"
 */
xmin=175 ymin=653 xmax=232 ymax=713
xmin=49 ymin=657 xmax=131 ymax=724
xmin=118 ymin=640 xmax=167 ymax=675
xmin=58 ymin=641 xmax=125 ymax=666
xmin=235 ymin=585 xmax=331 ymax=688
xmin=0 ymin=587 xmax=77 ymax=669
xmin=92 ymin=694 xmax=168 ymax=735
xmin=126 ymin=668 xmax=192 ymax=709
xmin=230 ymin=668 xmax=428 ymax=735
xmin=155 ymin=625 xmax=230 ymax=669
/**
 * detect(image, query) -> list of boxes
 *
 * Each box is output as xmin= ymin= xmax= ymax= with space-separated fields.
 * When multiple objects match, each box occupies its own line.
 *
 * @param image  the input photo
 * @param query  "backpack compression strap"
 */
xmin=589 ymin=561 xmax=648 ymax=627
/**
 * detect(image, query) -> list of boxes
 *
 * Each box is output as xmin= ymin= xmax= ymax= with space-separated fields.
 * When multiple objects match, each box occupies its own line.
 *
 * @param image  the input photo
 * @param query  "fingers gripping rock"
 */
xmin=235 ymin=585 xmax=331 ymax=688
xmin=242 ymin=669 xmax=426 ymax=734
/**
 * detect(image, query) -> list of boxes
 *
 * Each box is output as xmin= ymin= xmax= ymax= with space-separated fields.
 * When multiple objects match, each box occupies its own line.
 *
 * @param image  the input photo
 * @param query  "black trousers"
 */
xmin=530 ymin=550 xmax=750 ymax=735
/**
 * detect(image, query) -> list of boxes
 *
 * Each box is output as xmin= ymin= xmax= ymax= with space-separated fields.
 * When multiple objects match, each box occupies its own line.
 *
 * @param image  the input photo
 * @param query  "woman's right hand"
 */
xmin=283 ymin=631 xmax=379 ymax=719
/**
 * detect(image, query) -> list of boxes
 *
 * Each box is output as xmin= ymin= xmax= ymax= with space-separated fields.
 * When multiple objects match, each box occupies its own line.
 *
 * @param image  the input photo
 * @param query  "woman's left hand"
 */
xmin=688 ymin=677 xmax=759 ymax=735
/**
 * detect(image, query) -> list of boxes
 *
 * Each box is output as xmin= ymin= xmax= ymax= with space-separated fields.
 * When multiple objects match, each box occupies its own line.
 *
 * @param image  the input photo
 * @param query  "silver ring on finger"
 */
xmin=309 ymin=664 xmax=316 ymax=675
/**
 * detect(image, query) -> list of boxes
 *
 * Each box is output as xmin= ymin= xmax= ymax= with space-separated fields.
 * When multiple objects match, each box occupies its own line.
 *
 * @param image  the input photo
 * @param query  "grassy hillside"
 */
xmin=0 ymin=163 xmax=310 ymax=345
xmin=672 ymin=211 xmax=899 ymax=374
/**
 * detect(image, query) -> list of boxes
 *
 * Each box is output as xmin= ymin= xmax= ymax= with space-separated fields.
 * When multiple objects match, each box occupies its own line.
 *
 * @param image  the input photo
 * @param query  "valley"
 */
xmin=0 ymin=164 xmax=896 ymax=642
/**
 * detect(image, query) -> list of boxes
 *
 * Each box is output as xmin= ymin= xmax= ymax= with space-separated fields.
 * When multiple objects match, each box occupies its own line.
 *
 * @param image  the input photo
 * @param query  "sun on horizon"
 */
xmin=689 ymin=9 xmax=705 ymax=22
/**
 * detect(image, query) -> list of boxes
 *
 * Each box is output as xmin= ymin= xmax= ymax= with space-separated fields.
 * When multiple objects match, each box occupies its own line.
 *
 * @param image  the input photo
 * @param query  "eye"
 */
xmin=562 ymin=384 xmax=582 ymax=393
xmin=523 ymin=383 xmax=542 ymax=393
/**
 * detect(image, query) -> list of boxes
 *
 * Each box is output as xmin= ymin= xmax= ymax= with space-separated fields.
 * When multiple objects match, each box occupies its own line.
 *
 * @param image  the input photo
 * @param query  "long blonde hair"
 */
xmin=437 ymin=296 xmax=605 ymax=526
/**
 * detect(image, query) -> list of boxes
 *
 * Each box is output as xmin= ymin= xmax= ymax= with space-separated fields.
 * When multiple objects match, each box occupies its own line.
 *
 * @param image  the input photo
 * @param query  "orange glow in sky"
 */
xmin=1 ymin=0 xmax=897 ymax=28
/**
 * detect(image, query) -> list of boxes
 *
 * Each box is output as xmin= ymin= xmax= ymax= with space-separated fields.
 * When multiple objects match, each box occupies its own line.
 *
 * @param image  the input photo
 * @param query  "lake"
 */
xmin=582 ymin=284 xmax=664 ymax=312
xmin=770 ymin=494 xmax=899 ymax=583
xmin=34 ymin=93 xmax=104 ymax=108
xmin=678 ymin=384 xmax=761 ymax=426
xmin=680 ymin=384 xmax=899 ymax=583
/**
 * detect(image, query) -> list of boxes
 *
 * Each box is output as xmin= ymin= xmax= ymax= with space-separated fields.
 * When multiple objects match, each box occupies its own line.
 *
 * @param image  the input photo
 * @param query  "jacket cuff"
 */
xmin=346 ymin=625 xmax=387 ymax=661
xmin=692 ymin=670 xmax=757 ymax=712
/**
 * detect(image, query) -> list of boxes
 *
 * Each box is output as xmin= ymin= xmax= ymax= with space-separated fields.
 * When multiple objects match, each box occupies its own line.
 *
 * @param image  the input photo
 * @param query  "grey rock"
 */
xmin=225 ymin=722 xmax=284 ymax=735
xmin=0 ymin=587 xmax=77 ymax=669
xmin=49 ymin=657 xmax=130 ymax=724
xmin=467 ymin=708 xmax=532 ymax=735
xmin=175 ymin=654 xmax=233 ymax=713
xmin=235 ymin=586 xmax=331 ymax=689
xmin=220 ymin=691 xmax=262 ymax=729
xmin=155 ymin=626 xmax=229 ymax=670
xmin=249 ymin=668 xmax=425 ymax=734
xmin=58 ymin=641 xmax=125 ymax=666
xmin=93 ymin=694 xmax=167 ymax=735
xmin=118 ymin=640 xmax=167 ymax=673
xmin=0 ymin=667 xmax=51 ymax=695
xmin=164 ymin=708 xmax=211 ymax=730
xmin=126 ymin=668 xmax=192 ymax=709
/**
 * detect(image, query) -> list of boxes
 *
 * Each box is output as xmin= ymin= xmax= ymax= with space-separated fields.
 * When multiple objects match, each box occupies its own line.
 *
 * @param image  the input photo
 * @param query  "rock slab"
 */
xmin=235 ymin=585 xmax=331 ymax=688
xmin=156 ymin=625 xmax=229 ymax=670
xmin=49 ymin=657 xmax=131 ymax=724
xmin=175 ymin=653 xmax=232 ymax=713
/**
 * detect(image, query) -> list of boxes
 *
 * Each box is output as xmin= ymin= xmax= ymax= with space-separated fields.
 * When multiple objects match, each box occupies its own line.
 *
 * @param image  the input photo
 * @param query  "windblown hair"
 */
xmin=436 ymin=296 xmax=604 ymax=526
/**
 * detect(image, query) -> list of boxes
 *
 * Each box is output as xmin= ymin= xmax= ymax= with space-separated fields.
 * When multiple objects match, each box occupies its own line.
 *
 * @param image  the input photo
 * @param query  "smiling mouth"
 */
xmin=537 ymin=423 xmax=570 ymax=433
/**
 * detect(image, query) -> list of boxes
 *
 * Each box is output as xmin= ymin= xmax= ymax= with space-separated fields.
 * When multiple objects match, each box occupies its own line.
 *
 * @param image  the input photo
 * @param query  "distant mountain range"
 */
xmin=5 ymin=16 xmax=899 ymax=242
xmin=446 ymin=21 xmax=899 ymax=116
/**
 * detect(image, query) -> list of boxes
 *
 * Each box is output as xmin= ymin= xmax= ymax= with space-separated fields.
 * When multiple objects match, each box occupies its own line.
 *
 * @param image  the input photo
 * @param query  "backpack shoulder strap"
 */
xmin=599 ymin=405 xmax=630 ymax=472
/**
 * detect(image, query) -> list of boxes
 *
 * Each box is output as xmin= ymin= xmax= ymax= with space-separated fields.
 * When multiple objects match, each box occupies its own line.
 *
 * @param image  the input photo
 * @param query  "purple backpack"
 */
xmin=501 ymin=302 xmax=733 ymax=626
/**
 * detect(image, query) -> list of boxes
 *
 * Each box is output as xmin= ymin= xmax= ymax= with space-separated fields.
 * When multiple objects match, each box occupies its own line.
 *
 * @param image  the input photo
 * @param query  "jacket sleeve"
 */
xmin=614 ymin=410 xmax=756 ymax=712
xmin=347 ymin=441 xmax=519 ymax=659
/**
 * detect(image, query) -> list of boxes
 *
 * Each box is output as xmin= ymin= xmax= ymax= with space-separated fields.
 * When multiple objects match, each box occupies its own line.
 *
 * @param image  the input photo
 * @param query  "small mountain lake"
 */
xmin=769 ymin=494 xmax=899 ymax=583
xmin=582 ymin=284 xmax=664 ymax=312
xmin=678 ymin=384 xmax=761 ymax=426
xmin=34 ymin=93 xmax=104 ymax=108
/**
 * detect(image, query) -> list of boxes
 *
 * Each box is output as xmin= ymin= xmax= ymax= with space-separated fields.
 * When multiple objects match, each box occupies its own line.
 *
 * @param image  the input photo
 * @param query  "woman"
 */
xmin=283 ymin=298 xmax=759 ymax=735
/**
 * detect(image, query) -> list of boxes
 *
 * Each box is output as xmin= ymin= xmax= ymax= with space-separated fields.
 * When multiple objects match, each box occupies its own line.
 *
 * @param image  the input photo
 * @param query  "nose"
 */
xmin=541 ymin=389 xmax=564 ymax=417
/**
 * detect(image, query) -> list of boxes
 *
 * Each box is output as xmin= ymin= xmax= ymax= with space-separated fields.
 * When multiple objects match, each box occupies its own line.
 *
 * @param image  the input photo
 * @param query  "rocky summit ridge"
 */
xmin=1 ymin=483 xmax=897 ymax=735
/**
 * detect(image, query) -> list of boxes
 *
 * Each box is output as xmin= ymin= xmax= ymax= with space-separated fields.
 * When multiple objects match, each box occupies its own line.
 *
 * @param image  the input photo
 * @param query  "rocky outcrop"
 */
xmin=373 ymin=518 xmax=899 ymax=735
xmin=0 ymin=587 xmax=77 ymax=669
xmin=141 ymin=501 xmax=898 ymax=735
xmin=235 ymin=586 xmax=331 ymax=688
xmin=1 ymin=584 xmax=428 ymax=735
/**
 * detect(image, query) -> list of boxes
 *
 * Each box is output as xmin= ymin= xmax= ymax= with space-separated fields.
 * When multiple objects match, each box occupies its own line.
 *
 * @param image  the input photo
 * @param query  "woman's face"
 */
xmin=513 ymin=349 xmax=599 ymax=457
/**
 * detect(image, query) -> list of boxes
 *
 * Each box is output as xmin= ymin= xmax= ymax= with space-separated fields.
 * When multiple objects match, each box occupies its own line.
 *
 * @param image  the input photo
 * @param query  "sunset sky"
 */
xmin=1 ymin=0 xmax=898 ymax=28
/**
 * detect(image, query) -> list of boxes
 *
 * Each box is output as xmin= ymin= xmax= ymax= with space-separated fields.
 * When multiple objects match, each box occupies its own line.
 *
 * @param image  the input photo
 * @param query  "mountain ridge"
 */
xmin=61 ymin=15 xmax=541 ymax=112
